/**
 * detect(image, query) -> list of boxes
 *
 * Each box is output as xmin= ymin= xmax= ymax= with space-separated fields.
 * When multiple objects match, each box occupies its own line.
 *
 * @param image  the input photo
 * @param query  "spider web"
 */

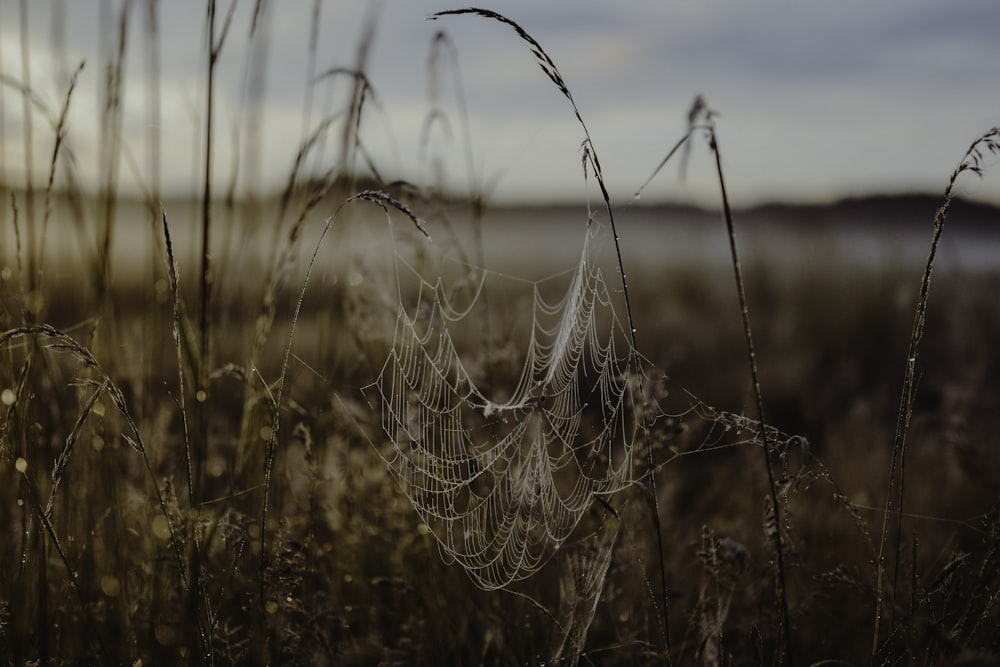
xmin=362 ymin=212 xmax=660 ymax=591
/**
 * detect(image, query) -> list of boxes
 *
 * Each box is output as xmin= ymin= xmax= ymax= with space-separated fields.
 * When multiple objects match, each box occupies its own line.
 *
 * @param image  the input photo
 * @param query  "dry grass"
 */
xmin=1 ymin=5 xmax=999 ymax=665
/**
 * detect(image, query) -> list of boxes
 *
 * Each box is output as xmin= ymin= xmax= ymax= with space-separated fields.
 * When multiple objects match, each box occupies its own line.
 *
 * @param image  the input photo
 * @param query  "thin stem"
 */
xmin=709 ymin=127 xmax=792 ymax=664
xmin=258 ymin=191 xmax=427 ymax=605
xmin=429 ymin=10 xmax=672 ymax=656
xmin=871 ymin=127 xmax=1000 ymax=661
xmin=199 ymin=0 xmax=216 ymax=420
xmin=18 ymin=0 xmax=36 ymax=305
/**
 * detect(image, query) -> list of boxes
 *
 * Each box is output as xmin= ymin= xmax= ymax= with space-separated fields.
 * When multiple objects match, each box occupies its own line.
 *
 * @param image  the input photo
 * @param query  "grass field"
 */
xmin=2 ymin=5 xmax=1000 ymax=665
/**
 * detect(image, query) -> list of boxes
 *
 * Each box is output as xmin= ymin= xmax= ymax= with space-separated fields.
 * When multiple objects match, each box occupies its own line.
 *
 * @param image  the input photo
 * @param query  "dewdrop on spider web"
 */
xmin=364 ymin=216 xmax=651 ymax=591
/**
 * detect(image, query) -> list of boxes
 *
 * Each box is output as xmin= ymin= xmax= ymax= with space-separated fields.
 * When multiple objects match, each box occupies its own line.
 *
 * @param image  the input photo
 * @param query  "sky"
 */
xmin=1 ymin=0 xmax=999 ymax=207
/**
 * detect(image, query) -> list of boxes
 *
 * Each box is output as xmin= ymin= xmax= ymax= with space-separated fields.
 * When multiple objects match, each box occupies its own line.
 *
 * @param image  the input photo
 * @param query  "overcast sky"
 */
xmin=2 ymin=0 xmax=999 ymax=207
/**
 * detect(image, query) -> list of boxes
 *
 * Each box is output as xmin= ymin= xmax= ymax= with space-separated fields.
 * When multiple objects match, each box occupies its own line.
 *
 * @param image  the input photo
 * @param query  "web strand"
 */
xmin=360 ymin=212 xmax=797 ymax=593
xmin=364 ymin=219 xmax=646 ymax=590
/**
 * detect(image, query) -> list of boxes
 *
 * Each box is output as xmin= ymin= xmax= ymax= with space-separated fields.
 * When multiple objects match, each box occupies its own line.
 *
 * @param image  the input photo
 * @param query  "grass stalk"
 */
xmin=1 ymin=323 xmax=205 ymax=658
xmin=422 ymin=30 xmax=494 ymax=357
xmin=96 ymin=0 xmax=130 ymax=303
xmin=0 ymin=71 xmax=76 ymax=322
xmin=257 ymin=189 xmax=427 ymax=602
xmin=196 ymin=0 xmax=218 ymax=507
xmin=337 ymin=2 xmax=382 ymax=182
xmin=144 ymin=0 xmax=161 ymax=199
xmin=163 ymin=202 xmax=215 ymax=662
xmin=4 ymin=5 xmax=999 ymax=663
xmin=638 ymin=100 xmax=792 ymax=662
xmin=18 ymin=0 xmax=36 ymax=307
xmin=706 ymin=122 xmax=792 ymax=665
xmin=40 ymin=61 xmax=85 ymax=303
xmin=193 ymin=0 xmax=234 ymax=495
xmin=431 ymin=9 xmax=671 ymax=659
xmin=872 ymin=127 xmax=1000 ymax=660
xmin=300 ymin=0 xmax=322 ymax=151
xmin=163 ymin=209 xmax=196 ymax=513
xmin=0 ymin=10 xmax=6 ymax=236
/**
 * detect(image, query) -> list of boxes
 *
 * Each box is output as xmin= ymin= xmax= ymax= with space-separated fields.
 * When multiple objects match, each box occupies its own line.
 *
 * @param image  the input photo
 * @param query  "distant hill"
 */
xmin=3 ymin=178 xmax=996 ymax=230
xmin=477 ymin=193 xmax=1000 ymax=235
xmin=736 ymin=194 xmax=1000 ymax=229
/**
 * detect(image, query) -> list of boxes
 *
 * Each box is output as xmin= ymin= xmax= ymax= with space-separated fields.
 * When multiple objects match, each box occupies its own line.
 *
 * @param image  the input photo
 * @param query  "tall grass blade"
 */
xmin=256 ymin=189 xmax=426 ymax=614
xmin=17 ymin=0 xmax=36 ymax=309
xmin=431 ymin=9 xmax=671 ymax=659
xmin=706 ymin=121 xmax=792 ymax=666
xmin=872 ymin=126 xmax=1000 ymax=660
xmin=39 ymin=61 xmax=85 ymax=304
xmin=637 ymin=99 xmax=793 ymax=663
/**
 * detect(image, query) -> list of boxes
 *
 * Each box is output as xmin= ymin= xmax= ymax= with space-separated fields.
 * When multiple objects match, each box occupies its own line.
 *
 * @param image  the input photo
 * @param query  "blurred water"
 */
xmin=3 ymin=194 xmax=998 ymax=295
xmin=478 ymin=203 xmax=1000 ymax=278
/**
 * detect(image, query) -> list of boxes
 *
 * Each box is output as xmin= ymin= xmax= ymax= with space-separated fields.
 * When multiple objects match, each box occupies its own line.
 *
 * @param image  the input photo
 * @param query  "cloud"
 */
xmin=1 ymin=0 xmax=998 ymax=205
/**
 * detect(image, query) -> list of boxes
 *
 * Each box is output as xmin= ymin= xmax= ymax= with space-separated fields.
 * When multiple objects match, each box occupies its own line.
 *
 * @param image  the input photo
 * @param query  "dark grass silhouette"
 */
xmin=1 ymin=5 xmax=999 ymax=665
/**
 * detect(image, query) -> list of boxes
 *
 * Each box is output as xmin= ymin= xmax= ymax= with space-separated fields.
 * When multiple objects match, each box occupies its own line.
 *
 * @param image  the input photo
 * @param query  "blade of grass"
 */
xmin=39 ymin=61 xmax=85 ymax=307
xmin=706 ymin=119 xmax=792 ymax=666
xmin=872 ymin=126 xmax=1000 ymax=660
xmin=257 ymin=189 xmax=428 ymax=605
xmin=637 ymin=99 xmax=792 ymax=664
xmin=96 ymin=0 xmax=130 ymax=303
xmin=18 ymin=0 xmax=36 ymax=311
xmin=432 ymin=8 xmax=671 ymax=659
